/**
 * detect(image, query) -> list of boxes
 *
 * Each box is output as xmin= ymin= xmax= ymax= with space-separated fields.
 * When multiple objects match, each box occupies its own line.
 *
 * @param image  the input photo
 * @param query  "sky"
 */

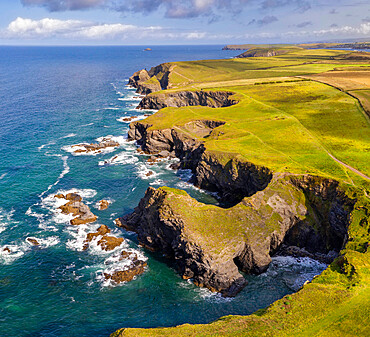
xmin=0 ymin=0 xmax=369 ymax=45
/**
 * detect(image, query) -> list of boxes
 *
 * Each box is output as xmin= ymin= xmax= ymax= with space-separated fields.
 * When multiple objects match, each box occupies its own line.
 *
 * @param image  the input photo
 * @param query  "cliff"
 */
xmin=236 ymin=47 xmax=293 ymax=58
xmin=112 ymin=46 xmax=370 ymax=337
xmin=128 ymin=63 xmax=173 ymax=95
xmin=120 ymin=118 xmax=356 ymax=296
xmin=137 ymin=90 xmax=238 ymax=110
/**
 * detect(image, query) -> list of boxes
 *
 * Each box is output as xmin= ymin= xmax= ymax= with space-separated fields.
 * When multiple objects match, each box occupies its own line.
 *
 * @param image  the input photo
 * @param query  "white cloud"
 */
xmin=239 ymin=22 xmax=370 ymax=40
xmin=1 ymin=17 xmax=207 ymax=42
xmin=312 ymin=22 xmax=370 ymax=36
xmin=7 ymin=17 xmax=88 ymax=38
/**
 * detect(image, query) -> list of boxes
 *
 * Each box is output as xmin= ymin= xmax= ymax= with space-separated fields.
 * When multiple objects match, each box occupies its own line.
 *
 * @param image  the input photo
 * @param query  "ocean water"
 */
xmin=0 ymin=46 xmax=327 ymax=337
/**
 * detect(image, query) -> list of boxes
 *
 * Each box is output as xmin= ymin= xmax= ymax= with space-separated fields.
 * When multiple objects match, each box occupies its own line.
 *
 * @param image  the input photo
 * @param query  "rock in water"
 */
xmin=97 ymin=236 xmax=124 ymax=251
xmin=56 ymin=193 xmax=97 ymax=226
xmin=98 ymin=200 xmax=110 ymax=210
xmin=104 ymin=252 xmax=147 ymax=284
xmin=26 ymin=238 xmax=40 ymax=246
xmin=83 ymin=225 xmax=123 ymax=251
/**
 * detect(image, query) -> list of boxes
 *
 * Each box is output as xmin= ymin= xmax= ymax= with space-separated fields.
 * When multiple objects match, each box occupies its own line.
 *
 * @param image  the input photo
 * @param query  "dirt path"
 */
xmin=326 ymin=152 xmax=370 ymax=181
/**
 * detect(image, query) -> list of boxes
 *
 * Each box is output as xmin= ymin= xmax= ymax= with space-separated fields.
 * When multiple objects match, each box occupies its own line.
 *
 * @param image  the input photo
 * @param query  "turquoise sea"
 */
xmin=0 ymin=46 xmax=327 ymax=336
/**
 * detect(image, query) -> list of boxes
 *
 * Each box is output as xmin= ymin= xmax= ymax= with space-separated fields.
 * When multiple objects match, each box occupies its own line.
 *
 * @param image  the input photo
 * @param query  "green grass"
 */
xmin=112 ymin=251 xmax=370 ymax=337
xmin=112 ymin=48 xmax=370 ymax=336
xmin=143 ymin=80 xmax=369 ymax=190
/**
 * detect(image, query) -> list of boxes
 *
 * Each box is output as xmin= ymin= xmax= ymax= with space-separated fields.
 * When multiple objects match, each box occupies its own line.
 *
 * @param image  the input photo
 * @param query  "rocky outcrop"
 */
xmin=137 ymin=90 xmax=238 ymax=110
xmin=115 ymin=177 xmax=306 ymax=296
xmin=236 ymin=48 xmax=289 ymax=58
xmin=56 ymin=193 xmax=97 ymax=226
xmin=128 ymin=63 xmax=173 ymax=95
xmin=68 ymin=138 xmax=120 ymax=155
xmin=117 ymin=173 xmax=355 ymax=296
xmin=104 ymin=251 xmax=147 ymax=284
xmin=98 ymin=200 xmax=110 ymax=210
xmin=128 ymin=120 xmax=271 ymax=206
xmin=83 ymin=225 xmax=124 ymax=251
xmin=26 ymin=238 xmax=40 ymax=246
xmin=122 ymin=113 xmax=354 ymax=295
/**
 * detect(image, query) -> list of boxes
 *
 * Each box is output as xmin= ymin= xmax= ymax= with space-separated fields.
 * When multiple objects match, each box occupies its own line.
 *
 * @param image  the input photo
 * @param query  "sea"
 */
xmin=0 ymin=45 xmax=327 ymax=336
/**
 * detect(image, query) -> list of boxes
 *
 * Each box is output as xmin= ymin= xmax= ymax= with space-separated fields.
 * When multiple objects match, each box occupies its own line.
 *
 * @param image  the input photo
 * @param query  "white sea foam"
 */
xmin=136 ymin=162 xmax=160 ymax=180
xmin=64 ymin=135 xmax=128 ymax=156
xmin=116 ymin=115 xmax=147 ymax=123
xmin=263 ymin=256 xmax=327 ymax=292
xmin=98 ymin=152 xmax=139 ymax=166
xmin=0 ymin=242 xmax=30 ymax=264
xmin=96 ymin=248 xmax=147 ymax=287
xmin=62 ymin=144 xmax=114 ymax=156
xmin=39 ymin=155 xmax=70 ymax=198
xmin=0 ymin=208 xmax=17 ymax=234
xmin=26 ymin=236 xmax=60 ymax=248
xmin=0 ymin=173 xmax=7 ymax=180
xmin=81 ymin=122 xmax=94 ymax=127
xmin=149 ymin=179 xmax=165 ymax=186
xmin=38 ymin=141 xmax=56 ymax=151
xmin=118 ymin=94 xmax=143 ymax=102
xmin=62 ymin=133 xmax=76 ymax=138
xmin=65 ymin=223 xmax=100 ymax=252
xmin=62 ymin=134 xmax=125 ymax=156
xmin=96 ymin=135 xmax=126 ymax=145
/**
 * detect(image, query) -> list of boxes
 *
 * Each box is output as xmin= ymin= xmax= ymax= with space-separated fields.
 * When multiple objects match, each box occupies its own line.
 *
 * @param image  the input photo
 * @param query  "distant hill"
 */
xmin=223 ymin=42 xmax=370 ymax=51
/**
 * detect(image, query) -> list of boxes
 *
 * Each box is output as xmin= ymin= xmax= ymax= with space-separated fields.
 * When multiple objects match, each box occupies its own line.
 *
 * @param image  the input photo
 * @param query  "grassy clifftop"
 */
xmin=140 ymin=48 xmax=370 ymax=192
xmin=113 ymin=47 xmax=370 ymax=336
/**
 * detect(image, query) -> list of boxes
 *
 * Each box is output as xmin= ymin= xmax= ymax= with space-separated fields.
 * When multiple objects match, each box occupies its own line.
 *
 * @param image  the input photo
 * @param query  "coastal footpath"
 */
xmin=113 ymin=46 xmax=370 ymax=336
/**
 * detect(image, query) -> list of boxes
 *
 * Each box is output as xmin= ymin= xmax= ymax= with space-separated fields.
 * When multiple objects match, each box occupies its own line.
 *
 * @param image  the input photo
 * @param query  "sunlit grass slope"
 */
xmin=143 ymin=48 xmax=370 ymax=192
xmin=112 ymin=48 xmax=370 ymax=336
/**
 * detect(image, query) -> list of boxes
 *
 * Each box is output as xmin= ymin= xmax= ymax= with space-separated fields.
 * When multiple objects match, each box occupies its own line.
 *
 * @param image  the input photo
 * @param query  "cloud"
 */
xmin=249 ymin=22 xmax=370 ymax=39
xmin=21 ymin=0 xmax=108 ymax=11
xmin=257 ymin=15 xmax=278 ymax=26
xmin=1 ymin=17 xmax=206 ymax=41
xmin=260 ymin=0 xmax=311 ymax=13
xmin=248 ymin=15 xmax=278 ymax=26
xmin=295 ymin=21 xmax=312 ymax=28
xmin=20 ymin=0 xmax=253 ymax=19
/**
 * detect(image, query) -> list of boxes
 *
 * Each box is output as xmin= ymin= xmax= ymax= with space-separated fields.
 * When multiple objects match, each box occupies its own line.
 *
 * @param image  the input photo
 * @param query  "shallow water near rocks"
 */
xmin=0 ymin=46 xmax=327 ymax=336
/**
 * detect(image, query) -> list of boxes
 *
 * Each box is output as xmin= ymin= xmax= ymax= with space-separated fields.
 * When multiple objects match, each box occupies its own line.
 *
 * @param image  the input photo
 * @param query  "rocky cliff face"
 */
xmin=128 ymin=63 xmax=173 ymax=95
xmin=128 ymin=120 xmax=271 ymax=205
xmin=123 ymin=115 xmax=357 ymax=296
xmin=116 ymin=177 xmax=306 ymax=296
xmin=121 ymin=66 xmax=357 ymax=297
xmin=236 ymin=48 xmax=289 ymax=58
xmin=137 ymin=90 xmax=238 ymax=110
xmin=117 ymin=173 xmax=355 ymax=296
xmin=282 ymin=176 xmax=356 ymax=254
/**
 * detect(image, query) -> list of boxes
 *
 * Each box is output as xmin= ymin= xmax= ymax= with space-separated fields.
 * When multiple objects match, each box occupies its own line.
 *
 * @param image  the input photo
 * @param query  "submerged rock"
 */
xmin=26 ymin=238 xmax=40 ymax=246
xmin=83 ymin=225 xmax=123 ymax=251
xmin=104 ymin=252 xmax=147 ymax=284
xmin=98 ymin=200 xmax=110 ymax=210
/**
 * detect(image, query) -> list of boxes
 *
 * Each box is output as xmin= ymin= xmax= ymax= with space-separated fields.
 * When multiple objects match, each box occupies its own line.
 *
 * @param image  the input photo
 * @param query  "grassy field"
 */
xmin=112 ymin=47 xmax=370 ymax=336
xmin=143 ymin=49 xmax=370 ymax=192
